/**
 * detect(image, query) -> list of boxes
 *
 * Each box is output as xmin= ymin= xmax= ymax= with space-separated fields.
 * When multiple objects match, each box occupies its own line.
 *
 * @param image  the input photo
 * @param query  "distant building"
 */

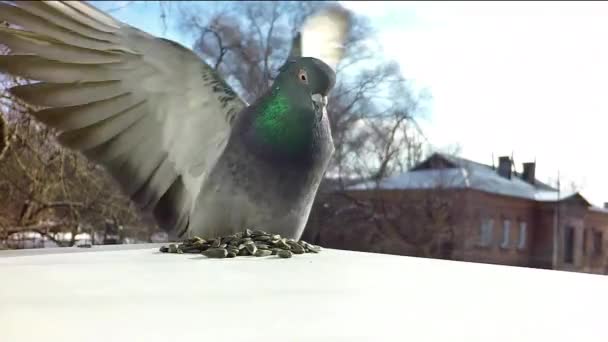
xmin=306 ymin=153 xmax=608 ymax=275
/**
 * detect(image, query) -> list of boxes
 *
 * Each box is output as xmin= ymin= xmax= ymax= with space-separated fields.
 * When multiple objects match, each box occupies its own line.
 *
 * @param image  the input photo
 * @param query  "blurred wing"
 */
xmin=289 ymin=6 xmax=352 ymax=71
xmin=0 ymin=1 xmax=246 ymax=236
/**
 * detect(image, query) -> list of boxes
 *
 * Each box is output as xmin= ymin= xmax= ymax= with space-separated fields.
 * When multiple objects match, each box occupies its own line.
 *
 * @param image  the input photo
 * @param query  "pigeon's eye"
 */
xmin=298 ymin=69 xmax=308 ymax=84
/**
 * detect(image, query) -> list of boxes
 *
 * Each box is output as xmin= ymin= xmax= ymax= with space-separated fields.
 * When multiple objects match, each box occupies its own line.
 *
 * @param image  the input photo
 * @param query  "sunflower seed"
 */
xmin=245 ymin=242 xmax=257 ymax=255
xmin=221 ymin=236 xmax=234 ymax=244
xmin=181 ymin=247 xmax=202 ymax=254
xmin=278 ymin=250 xmax=293 ymax=258
xmin=193 ymin=241 xmax=206 ymax=249
xmin=187 ymin=237 xmax=206 ymax=245
xmin=275 ymin=240 xmax=290 ymax=250
xmin=203 ymin=248 xmax=228 ymax=258
xmin=254 ymin=249 xmax=273 ymax=257
xmin=307 ymin=244 xmax=321 ymax=253
xmin=252 ymin=230 xmax=269 ymax=237
xmin=255 ymin=243 xmax=269 ymax=250
xmin=160 ymin=231 xmax=322 ymax=259
xmin=290 ymin=244 xmax=305 ymax=254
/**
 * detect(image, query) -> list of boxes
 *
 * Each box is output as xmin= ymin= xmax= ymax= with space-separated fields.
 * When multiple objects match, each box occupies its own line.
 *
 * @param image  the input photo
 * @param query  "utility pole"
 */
xmin=511 ymin=151 xmax=517 ymax=177
xmin=552 ymin=170 xmax=561 ymax=269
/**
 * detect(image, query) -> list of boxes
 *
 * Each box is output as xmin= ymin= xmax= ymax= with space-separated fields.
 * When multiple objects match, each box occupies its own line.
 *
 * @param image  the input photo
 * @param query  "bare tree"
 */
xmin=0 ymin=74 xmax=155 ymax=247
xmin=0 ymin=16 xmax=159 ymax=248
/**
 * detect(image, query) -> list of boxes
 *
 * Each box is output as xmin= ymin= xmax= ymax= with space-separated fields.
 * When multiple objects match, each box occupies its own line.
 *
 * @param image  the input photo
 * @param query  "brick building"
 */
xmin=306 ymin=153 xmax=608 ymax=274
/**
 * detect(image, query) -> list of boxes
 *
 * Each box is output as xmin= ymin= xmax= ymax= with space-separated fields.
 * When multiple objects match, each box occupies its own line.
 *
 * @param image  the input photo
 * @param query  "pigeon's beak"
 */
xmin=311 ymin=93 xmax=328 ymax=122
xmin=311 ymin=93 xmax=328 ymax=107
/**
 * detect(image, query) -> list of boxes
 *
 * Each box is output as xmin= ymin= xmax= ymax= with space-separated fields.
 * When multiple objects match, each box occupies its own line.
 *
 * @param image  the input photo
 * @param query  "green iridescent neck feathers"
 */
xmin=249 ymin=58 xmax=336 ymax=157
xmin=253 ymin=86 xmax=315 ymax=154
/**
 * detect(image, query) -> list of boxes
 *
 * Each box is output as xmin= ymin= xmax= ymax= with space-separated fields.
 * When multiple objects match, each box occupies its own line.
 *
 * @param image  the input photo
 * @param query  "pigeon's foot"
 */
xmin=159 ymin=228 xmax=322 ymax=259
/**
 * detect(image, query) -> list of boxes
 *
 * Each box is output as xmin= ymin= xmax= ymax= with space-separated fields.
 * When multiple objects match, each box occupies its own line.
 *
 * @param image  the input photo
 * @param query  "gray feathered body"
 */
xmin=189 ymin=101 xmax=334 ymax=240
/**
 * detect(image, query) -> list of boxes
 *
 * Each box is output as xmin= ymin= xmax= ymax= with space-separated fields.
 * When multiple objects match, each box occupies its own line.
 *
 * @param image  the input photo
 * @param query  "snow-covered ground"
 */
xmin=2 ymin=230 xmax=169 ymax=249
xmin=0 ymin=244 xmax=606 ymax=342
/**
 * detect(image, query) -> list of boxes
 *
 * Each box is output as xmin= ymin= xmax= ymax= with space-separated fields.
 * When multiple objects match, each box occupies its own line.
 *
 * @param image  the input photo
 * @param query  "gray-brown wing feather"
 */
xmin=0 ymin=1 xmax=246 ymax=236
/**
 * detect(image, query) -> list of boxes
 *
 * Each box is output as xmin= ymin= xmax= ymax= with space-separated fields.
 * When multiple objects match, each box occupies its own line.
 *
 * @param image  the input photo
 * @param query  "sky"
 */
xmin=90 ymin=1 xmax=608 ymax=207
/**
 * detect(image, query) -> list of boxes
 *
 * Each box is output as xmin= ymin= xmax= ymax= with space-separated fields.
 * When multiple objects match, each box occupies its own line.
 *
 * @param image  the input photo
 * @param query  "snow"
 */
xmin=1 ymin=244 xmax=607 ymax=342
xmin=7 ymin=231 xmax=43 ymax=240
xmin=589 ymin=206 xmax=608 ymax=214
xmin=348 ymin=166 xmax=546 ymax=199
xmin=534 ymin=190 xmax=578 ymax=202
xmin=347 ymin=153 xmax=588 ymax=206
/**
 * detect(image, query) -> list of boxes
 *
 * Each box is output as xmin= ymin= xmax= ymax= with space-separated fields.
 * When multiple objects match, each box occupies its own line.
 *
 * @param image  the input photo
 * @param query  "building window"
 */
xmin=501 ymin=219 xmax=511 ymax=248
xmin=479 ymin=218 xmax=494 ymax=246
xmin=582 ymin=228 xmax=589 ymax=255
xmin=593 ymin=231 xmax=603 ymax=256
xmin=518 ymin=222 xmax=527 ymax=250
xmin=564 ymin=226 xmax=575 ymax=264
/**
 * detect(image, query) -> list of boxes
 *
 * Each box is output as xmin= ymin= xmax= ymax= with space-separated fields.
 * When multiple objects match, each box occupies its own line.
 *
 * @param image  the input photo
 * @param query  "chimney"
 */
xmin=497 ymin=156 xmax=512 ymax=179
xmin=522 ymin=162 xmax=536 ymax=185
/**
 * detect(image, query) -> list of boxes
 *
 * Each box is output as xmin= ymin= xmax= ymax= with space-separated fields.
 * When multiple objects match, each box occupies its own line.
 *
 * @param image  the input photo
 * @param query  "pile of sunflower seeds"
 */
xmin=159 ymin=229 xmax=322 ymax=259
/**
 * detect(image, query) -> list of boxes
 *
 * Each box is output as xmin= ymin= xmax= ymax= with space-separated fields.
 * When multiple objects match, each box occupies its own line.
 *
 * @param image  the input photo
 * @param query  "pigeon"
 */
xmin=0 ymin=1 xmax=352 ymax=240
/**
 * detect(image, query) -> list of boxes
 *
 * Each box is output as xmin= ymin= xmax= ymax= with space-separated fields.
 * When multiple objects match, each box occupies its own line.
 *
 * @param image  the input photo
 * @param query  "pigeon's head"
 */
xmin=276 ymin=57 xmax=336 ymax=107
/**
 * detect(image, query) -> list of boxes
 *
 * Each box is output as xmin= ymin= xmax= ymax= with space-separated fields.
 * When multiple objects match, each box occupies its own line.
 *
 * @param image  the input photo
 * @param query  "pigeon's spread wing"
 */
xmin=290 ymin=6 xmax=352 ymax=72
xmin=0 ymin=1 xmax=246 ymax=236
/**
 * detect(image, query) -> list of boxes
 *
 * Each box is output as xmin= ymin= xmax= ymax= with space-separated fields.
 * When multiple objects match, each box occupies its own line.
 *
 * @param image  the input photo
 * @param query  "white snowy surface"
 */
xmin=1 ymin=244 xmax=607 ymax=342
xmin=348 ymin=167 xmax=582 ymax=204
